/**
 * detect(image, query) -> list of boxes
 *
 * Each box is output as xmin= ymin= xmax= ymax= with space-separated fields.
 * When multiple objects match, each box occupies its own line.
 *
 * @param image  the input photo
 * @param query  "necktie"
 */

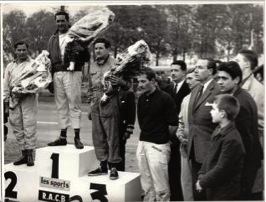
xmin=174 ymin=82 xmax=178 ymax=93
xmin=193 ymin=85 xmax=204 ymax=110
xmin=196 ymin=85 xmax=204 ymax=102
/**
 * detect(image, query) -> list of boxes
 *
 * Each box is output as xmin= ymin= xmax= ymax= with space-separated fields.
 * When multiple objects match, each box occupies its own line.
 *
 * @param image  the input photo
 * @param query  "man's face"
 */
xmin=55 ymin=15 xmax=69 ymax=33
xmin=194 ymin=59 xmax=211 ymax=82
xmin=15 ymin=44 xmax=29 ymax=61
xmin=170 ymin=64 xmax=185 ymax=82
xmin=217 ymin=70 xmax=238 ymax=93
xmin=235 ymin=53 xmax=250 ymax=71
xmin=210 ymin=103 xmax=222 ymax=123
xmin=137 ymin=74 xmax=154 ymax=95
xmin=94 ymin=42 xmax=109 ymax=59
xmin=186 ymin=71 xmax=200 ymax=90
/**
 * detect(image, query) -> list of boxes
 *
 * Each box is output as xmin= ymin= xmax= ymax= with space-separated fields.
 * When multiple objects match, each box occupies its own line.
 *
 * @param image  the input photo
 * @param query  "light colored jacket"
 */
xmin=242 ymin=75 xmax=264 ymax=147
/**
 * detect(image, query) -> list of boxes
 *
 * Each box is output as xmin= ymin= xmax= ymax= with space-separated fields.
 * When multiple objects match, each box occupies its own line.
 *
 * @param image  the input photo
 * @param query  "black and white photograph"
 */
xmin=2 ymin=1 xmax=264 ymax=201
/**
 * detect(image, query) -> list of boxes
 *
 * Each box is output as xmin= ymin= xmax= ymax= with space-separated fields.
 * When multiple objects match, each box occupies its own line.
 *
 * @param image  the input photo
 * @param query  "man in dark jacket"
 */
xmin=47 ymin=10 xmax=90 ymax=149
xmin=216 ymin=61 xmax=263 ymax=200
xmin=162 ymin=60 xmax=190 ymax=201
xmin=116 ymin=88 xmax=136 ymax=171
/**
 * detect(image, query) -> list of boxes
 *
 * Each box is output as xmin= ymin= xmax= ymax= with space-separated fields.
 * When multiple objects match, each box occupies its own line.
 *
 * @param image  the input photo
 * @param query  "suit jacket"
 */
xmin=162 ymin=80 xmax=191 ymax=117
xmin=233 ymin=87 xmax=263 ymax=192
xmin=187 ymin=79 xmax=220 ymax=163
xmin=162 ymin=81 xmax=190 ymax=144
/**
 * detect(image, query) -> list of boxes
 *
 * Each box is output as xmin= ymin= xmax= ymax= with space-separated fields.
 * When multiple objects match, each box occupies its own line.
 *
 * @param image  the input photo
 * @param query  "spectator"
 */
xmin=136 ymin=67 xmax=178 ymax=201
xmin=217 ymin=61 xmax=263 ymax=200
xmin=176 ymin=67 xmax=199 ymax=201
xmin=161 ymin=60 xmax=190 ymax=201
xmin=187 ymin=58 xmax=220 ymax=200
xmin=116 ymin=88 xmax=136 ymax=171
xmin=196 ymin=94 xmax=245 ymax=200
xmin=3 ymin=41 xmax=37 ymax=166
xmin=235 ymin=49 xmax=264 ymax=199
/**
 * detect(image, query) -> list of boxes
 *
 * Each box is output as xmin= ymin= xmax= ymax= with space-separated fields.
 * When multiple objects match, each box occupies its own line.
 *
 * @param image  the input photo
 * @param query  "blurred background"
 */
xmin=2 ymin=2 xmax=264 ymax=68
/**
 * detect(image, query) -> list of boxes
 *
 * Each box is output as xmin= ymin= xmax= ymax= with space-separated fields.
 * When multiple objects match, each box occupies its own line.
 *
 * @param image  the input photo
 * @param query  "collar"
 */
xmin=203 ymin=78 xmax=213 ymax=93
xmin=242 ymin=74 xmax=254 ymax=91
xmin=95 ymin=54 xmax=110 ymax=65
xmin=144 ymin=88 xmax=158 ymax=98
xmin=14 ymin=56 xmax=31 ymax=64
xmin=177 ymin=79 xmax=185 ymax=87
xmin=213 ymin=122 xmax=236 ymax=138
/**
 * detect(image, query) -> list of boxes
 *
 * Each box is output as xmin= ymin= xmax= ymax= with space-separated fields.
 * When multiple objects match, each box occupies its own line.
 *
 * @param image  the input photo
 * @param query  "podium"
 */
xmin=5 ymin=145 xmax=141 ymax=202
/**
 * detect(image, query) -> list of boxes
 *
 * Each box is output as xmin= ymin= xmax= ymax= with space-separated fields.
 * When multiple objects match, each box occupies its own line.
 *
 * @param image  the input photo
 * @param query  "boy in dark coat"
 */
xmin=196 ymin=94 xmax=245 ymax=200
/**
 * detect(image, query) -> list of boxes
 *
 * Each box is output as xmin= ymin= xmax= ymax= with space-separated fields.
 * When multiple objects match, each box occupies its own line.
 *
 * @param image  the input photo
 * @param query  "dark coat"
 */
xmin=233 ymin=87 xmax=263 ymax=193
xmin=162 ymin=80 xmax=190 ymax=201
xmin=48 ymin=31 xmax=90 ymax=73
xmin=187 ymin=79 xmax=221 ymax=164
xmin=162 ymin=80 xmax=190 ymax=116
xmin=199 ymin=122 xmax=245 ymax=200
xmin=118 ymin=89 xmax=136 ymax=137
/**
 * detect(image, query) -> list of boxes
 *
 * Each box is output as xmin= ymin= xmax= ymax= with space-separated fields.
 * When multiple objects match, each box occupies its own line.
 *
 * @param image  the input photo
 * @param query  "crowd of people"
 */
xmin=3 ymin=9 xmax=264 ymax=201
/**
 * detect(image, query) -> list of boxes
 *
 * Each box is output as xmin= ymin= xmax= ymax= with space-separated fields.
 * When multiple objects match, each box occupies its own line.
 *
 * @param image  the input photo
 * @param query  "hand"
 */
xmin=123 ymin=132 xmax=131 ymax=140
xmin=109 ymin=75 xmax=126 ymax=86
xmin=196 ymin=180 xmax=202 ymax=192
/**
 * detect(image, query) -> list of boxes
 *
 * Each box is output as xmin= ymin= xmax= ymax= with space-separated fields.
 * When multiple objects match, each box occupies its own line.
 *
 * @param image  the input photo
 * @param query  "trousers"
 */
xmin=137 ymin=141 xmax=171 ymax=201
xmin=54 ymin=71 xmax=82 ymax=129
xmin=91 ymin=95 xmax=121 ymax=164
xmin=180 ymin=144 xmax=194 ymax=201
xmin=9 ymin=94 xmax=37 ymax=150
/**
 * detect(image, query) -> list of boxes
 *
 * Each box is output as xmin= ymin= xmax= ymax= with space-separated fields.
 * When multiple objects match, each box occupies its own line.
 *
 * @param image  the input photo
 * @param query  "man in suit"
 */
xmin=187 ymin=58 xmax=220 ymax=200
xmin=162 ymin=60 xmax=190 ymax=201
xmin=217 ymin=61 xmax=263 ymax=200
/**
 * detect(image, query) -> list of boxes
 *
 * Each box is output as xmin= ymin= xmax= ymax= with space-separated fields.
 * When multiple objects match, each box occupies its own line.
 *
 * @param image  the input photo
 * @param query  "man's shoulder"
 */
xmin=235 ymin=87 xmax=257 ymax=108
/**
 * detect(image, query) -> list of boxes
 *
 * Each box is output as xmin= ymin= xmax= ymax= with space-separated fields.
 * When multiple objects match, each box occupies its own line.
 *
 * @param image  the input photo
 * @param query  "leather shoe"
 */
xmin=88 ymin=167 xmax=108 ymax=176
xmin=109 ymin=167 xmax=119 ymax=180
xmin=13 ymin=155 xmax=27 ymax=165
xmin=74 ymin=137 xmax=84 ymax=149
xmin=48 ymin=138 xmax=67 ymax=146
xmin=13 ymin=150 xmax=27 ymax=165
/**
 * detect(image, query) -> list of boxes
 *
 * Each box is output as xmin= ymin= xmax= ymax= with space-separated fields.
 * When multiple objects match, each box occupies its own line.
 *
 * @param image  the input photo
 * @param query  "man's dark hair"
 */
xmin=238 ymin=49 xmax=258 ymax=70
xmin=55 ymin=11 xmax=69 ymax=22
xmin=217 ymin=61 xmax=243 ymax=84
xmin=171 ymin=60 xmax=187 ymax=71
xmin=140 ymin=67 xmax=156 ymax=81
xmin=14 ymin=41 xmax=29 ymax=49
xmin=214 ymin=94 xmax=240 ymax=121
xmin=93 ymin=38 xmax=111 ymax=49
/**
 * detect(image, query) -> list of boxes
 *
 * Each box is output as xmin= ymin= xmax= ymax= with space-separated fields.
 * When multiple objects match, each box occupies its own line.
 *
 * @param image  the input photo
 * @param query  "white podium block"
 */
xmin=69 ymin=171 xmax=141 ymax=201
xmin=5 ymin=163 xmax=39 ymax=202
xmin=5 ymin=146 xmax=141 ymax=202
xmin=36 ymin=145 xmax=98 ymax=180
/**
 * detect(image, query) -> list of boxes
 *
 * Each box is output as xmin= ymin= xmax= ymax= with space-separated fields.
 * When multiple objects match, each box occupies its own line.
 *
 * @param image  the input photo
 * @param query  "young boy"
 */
xmin=196 ymin=94 xmax=245 ymax=200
